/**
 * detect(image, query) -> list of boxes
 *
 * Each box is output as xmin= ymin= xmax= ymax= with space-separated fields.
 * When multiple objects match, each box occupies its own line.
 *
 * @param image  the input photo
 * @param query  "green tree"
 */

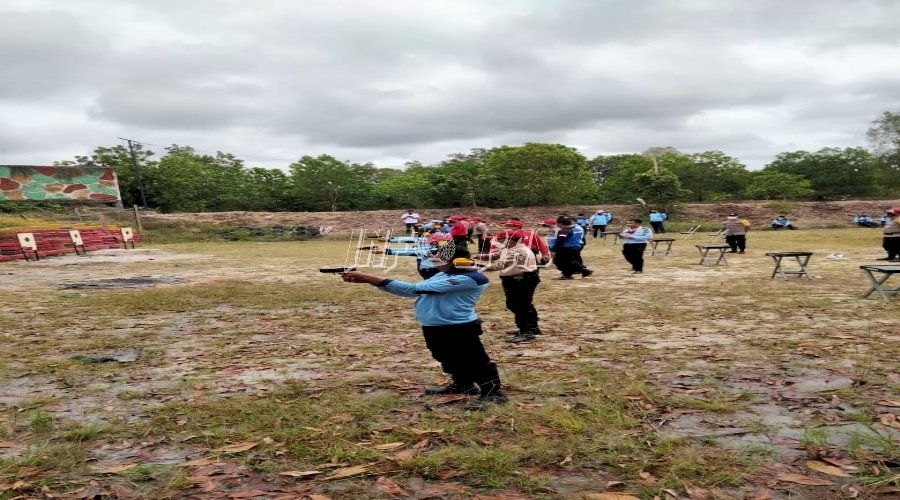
xmin=674 ymin=151 xmax=750 ymax=201
xmin=243 ymin=167 xmax=289 ymax=211
xmin=866 ymin=111 xmax=900 ymax=153
xmin=587 ymin=154 xmax=634 ymax=185
xmin=866 ymin=111 xmax=900 ymax=197
xmin=745 ymin=171 xmax=814 ymax=200
xmin=286 ymin=155 xmax=377 ymax=211
xmin=372 ymin=168 xmax=432 ymax=209
xmin=480 ymin=143 xmax=598 ymax=207
xmin=634 ymin=167 xmax=682 ymax=207
xmin=596 ymin=154 xmax=654 ymax=203
xmin=764 ymin=147 xmax=877 ymax=199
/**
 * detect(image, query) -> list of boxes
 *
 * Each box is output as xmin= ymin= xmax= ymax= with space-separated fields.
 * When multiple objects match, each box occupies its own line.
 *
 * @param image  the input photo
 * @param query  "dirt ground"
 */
xmin=76 ymin=199 xmax=900 ymax=234
xmin=0 ymin=229 xmax=898 ymax=499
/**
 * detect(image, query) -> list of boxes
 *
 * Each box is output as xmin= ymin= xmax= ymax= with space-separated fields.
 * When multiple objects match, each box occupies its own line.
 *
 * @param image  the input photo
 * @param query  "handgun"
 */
xmin=319 ymin=266 xmax=358 ymax=273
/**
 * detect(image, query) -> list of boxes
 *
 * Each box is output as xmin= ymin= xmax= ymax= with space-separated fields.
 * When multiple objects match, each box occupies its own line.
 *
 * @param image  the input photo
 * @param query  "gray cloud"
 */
xmin=1 ymin=0 xmax=899 ymax=170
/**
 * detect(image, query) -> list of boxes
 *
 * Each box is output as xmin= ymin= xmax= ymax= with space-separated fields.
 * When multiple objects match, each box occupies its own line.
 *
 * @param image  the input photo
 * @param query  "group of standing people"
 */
xmin=350 ymin=206 xmax=900 ymax=411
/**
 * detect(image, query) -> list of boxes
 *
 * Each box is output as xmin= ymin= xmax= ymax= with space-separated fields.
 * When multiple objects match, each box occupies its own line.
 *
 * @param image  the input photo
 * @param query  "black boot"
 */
xmin=466 ymin=363 xmax=508 ymax=410
xmin=423 ymin=382 xmax=479 ymax=395
xmin=506 ymin=331 xmax=536 ymax=343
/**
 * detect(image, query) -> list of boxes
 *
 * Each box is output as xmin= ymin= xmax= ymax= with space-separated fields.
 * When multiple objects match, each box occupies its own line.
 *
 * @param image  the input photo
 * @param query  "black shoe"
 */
xmin=506 ymin=332 xmax=536 ymax=343
xmin=464 ymin=390 xmax=509 ymax=410
xmin=556 ymin=276 xmax=574 ymax=280
xmin=728 ymin=250 xmax=737 ymax=253
xmin=738 ymin=251 xmax=745 ymax=254
xmin=581 ymin=270 xmax=594 ymax=277
xmin=424 ymin=383 xmax=479 ymax=395
xmin=632 ymin=270 xmax=642 ymax=274
xmin=876 ymin=257 xmax=891 ymax=260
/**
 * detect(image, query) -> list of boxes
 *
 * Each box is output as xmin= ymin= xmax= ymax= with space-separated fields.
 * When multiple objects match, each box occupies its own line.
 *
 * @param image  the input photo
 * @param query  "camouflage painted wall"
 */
xmin=0 ymin=165 xmax=121 ymax=202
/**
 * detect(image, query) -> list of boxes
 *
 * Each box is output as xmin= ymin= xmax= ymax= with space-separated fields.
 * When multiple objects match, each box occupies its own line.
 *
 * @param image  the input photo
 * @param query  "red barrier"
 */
xmin=0 ymin=227 xmax=141 ymax=262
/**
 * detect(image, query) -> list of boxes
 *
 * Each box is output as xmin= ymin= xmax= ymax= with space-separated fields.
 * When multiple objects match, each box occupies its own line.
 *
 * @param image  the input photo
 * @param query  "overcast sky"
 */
xmin=2 ymin=0 xmax=899 ymax=170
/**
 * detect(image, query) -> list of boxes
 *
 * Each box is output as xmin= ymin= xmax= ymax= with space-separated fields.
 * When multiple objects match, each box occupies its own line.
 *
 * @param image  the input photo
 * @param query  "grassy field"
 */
xmin=0 ymin=228 xmax=898 ymax=499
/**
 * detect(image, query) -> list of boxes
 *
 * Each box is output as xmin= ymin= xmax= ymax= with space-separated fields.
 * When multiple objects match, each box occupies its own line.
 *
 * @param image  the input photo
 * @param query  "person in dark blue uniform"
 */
xmin=340 ymin=235 xmax=506 ymax=410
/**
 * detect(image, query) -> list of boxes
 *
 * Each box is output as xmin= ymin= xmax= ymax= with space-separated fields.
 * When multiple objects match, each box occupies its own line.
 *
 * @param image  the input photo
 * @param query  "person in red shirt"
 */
xmin=448 ymin=216 xmax=471 ymax=257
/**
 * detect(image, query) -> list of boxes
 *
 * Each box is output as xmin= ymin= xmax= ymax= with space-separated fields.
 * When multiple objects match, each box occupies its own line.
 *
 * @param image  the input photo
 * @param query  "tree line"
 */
xmin=45 ymin=111 xmax=900 ymax=213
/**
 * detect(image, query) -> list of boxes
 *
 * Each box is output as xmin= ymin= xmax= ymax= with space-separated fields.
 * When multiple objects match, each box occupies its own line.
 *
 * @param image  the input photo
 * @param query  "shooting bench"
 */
xmin=695 ymin=244 xmax=731 ymax=265
xmin=860 ymin=264 xmax=900 ymax=302
xmin=766 ymin=252 xmax=813 ymax=280
xmin=650 ymin=238 xmax=675 ymax=256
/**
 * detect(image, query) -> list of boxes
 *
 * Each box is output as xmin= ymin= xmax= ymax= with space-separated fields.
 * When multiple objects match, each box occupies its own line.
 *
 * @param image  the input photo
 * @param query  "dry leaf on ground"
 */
xmin=393 ymin=449 xmax=418 ymax=461
xmin=878 ymin=413 xmax=900 ymax=429
xmin=638 ymin=470 xmax=657 ymax=485
xmin=212 ymin=441 xmax=258 ymax=453
xmin=806 ymin=460 xmax=850 ymax=477
xmin=581 ymin=493 xmax=640 ymax=500
xmin=374 ymin=476 xmax=407 ymax=495
xmin=229 ymin=490 xmax=267 ymax=498
xmin=93 ymin=463 xmax=138 ymax=474
xmin=775 ymin=473 xmax=835 ymax=486
xmin=0 ymin=442 xmax=20 ymax=448
xmin=685 ymin=484 xmax=714 ymax=500
xmin=876 ymin=400 xmax=900 ymax=407
xmin=319 ymin=464 xmax=372 ymax=481
xmin=374 ymin=442 xmax=405 ymax=450
xmin=746 ymin=485 xmax=772 ymax=500
xmin=278 ymin=470 xmax=322 ymax=478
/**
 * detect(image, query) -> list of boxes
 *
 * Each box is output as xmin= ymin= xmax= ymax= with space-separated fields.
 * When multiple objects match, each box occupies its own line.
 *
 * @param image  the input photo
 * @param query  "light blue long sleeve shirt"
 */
xmin=376 ymin=270 xmax=489 ymax=326
xmin=620 ymin=226 xmax=653 ymax=244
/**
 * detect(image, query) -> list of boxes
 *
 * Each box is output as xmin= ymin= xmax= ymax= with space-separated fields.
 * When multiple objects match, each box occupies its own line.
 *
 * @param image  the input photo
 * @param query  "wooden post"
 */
xmin=132 ymin=205 xmax=143 ymax=233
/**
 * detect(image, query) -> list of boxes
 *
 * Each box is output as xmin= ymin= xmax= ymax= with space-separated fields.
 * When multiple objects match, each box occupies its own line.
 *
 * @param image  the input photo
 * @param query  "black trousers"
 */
xmin=884 ymin=237 xmax=900 ymax=259
xmin=501 ymin=273 xmax=540 ymax=332
xmin=592 ymin=225 xmax=607 ymax=238
xmin=622 ymin=243 xmax=646 ymax=272
xmin=553 ymin=247 xmax=588 ymax=277
xmin=651 ymin=221 xmax=663 ymax=233
xmin=422 ymin=321 xmax=501 ymax=395
xmin=725 ymin=234 xmax=746 ymax=252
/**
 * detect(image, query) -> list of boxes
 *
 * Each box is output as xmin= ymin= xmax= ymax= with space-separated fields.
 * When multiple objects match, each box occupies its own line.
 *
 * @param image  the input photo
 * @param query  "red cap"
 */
xmin=425 ymin=233 xmax=453 ymax=244
xmin=503 ymin=219 xmax=524 ymax=228
xmin=541 ymin=218 xmax=557 ymax=226
xmin=468 ymin=217 xmax=482 ymax=222
xmin=495 ymin=230 xmax=526 ymax=241
xmin=447 ymin=215 xmax=466 ymax=221
xmin=890 ymin=208 xmax=900 ymax=215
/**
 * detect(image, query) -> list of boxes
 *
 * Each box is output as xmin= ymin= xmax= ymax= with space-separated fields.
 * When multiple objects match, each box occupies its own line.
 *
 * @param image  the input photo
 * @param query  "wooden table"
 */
xmin=766 ymin=252 xmax=813 ymax=280
xmin=650 ymin=238 xmax=675 ymax=256
xmin=695 ymin=244 xmax=731 ymax=265
xmin=860 ymin=264 xmax=900 ymax=302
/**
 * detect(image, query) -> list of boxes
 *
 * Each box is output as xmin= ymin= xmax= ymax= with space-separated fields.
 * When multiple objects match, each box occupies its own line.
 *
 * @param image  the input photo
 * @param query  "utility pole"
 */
xmin=120 ymin=137 xmax=148 ymax=208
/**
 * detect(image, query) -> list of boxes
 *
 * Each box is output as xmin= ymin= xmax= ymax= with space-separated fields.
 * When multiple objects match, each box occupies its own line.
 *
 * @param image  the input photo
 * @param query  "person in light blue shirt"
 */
xmin=620 ymin=218 xmax=653 ymax=273
xmin=881 ymin=212 xmax=891 ymax=227
xmin=649 ymin=210 xmax=666 ymax=233
xmin=771 ymin=216 xmax=797 ymax=230
xmin=588 ymin=211 xmax=610 ymax=238
xmin=853 ymin=214 xmax=878 ymax=228
xmin=339 ymin=238 xmax=506 ymax=410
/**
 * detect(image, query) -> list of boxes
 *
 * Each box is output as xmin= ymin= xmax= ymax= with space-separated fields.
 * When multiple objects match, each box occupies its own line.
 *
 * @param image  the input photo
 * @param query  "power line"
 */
xmin=118 ymin=138 xmax=297 ymax=163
